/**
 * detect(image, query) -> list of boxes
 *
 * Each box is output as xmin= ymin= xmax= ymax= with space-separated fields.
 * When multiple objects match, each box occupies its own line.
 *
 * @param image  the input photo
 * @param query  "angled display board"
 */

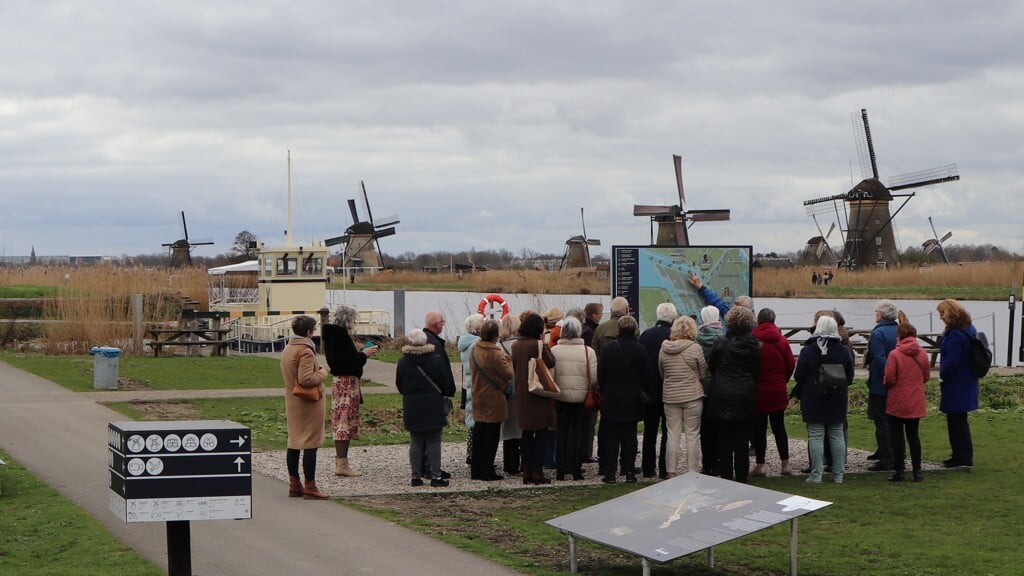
xmin=547 ymin=472 xmax=830 ymax=575
xmin=611 ymin=245 xmax=752 ymax=330
xmin=108 ymin=420 xmax=252 ymax=523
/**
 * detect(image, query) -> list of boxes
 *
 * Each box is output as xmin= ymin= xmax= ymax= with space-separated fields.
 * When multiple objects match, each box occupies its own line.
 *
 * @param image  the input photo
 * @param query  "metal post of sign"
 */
xmin=166 ymin=520 xmax=191 ymax=576
xmin=1008 ymin=293 xmax=1016 ymax=367
xmin=568 ymin=534 xmax=577 ymax=573
xmin=642 ymin=557 xmax=652 ymax=576
xmin=790 ymin=517 xmax=798 ymax=576
xmin=707 ymin=547 xmax=714 ymax=568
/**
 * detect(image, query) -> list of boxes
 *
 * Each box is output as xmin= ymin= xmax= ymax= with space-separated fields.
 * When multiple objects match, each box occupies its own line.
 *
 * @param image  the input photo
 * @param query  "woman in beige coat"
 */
xmin=659 ymin=316 xmax=708 ymax=476
xmin=281 ymin=315 xmax=329 ymax=499
xmin=551 ymin=317 xmax=597 ymax=480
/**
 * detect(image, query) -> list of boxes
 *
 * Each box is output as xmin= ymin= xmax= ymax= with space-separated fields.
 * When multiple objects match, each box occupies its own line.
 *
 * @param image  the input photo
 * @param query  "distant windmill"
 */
xmin=633 ymin=154 xmax=730 ymax=246
xmin=561 ymin=207 xmax=601 ymax=269
xmin=804 ymin=109 xmax=960 ymax=269
xmin=324 ymin=181 xmax=399 ymax=271
xmin=162 ymin=211 xmax=214 ymax=267
xmin=804 ymin=214 xmax=838 ymax=265
xmin=922 ymin=216 xmax=953 ymax=264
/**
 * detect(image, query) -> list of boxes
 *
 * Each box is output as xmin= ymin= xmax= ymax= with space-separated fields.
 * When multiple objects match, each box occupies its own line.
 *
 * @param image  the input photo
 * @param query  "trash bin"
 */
xmin=89 ymin=346 xmax=122 ymax=390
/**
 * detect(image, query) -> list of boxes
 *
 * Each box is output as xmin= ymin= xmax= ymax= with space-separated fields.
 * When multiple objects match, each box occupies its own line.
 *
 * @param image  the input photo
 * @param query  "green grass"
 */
xmin=105 ymin=394 xmax=469 ymax=450
xmin=0 ymin=450 xmax=164 ymax=576
xmin=820 ymin=285 xmax=1008 ymax=300
xmin=0 ymin=285 xmax=59 ymax=298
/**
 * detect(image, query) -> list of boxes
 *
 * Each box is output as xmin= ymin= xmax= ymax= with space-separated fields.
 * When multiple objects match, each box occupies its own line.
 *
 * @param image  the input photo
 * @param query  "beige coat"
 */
xmin=551 ymin=338 xmax=597 ymax=404
xmin=281 ymin=336 xmax=326 ymax=449
xmin=659 ymin=338 xmax=708 ymax=404
xmin=470 ymin=340 xmax=514 ymax=423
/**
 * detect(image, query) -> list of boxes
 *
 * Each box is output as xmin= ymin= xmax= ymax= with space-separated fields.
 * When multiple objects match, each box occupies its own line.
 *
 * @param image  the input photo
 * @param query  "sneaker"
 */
xmin=833 ymin=474 xmax=844 ymax=484
xmin=867 ymin=462 xmax=893 ymax=472
xmin=410 ymin=478 xmax=424 ymax=487
xmin=625 ymin=473 xmax=638 ymax=483
xmin=602 ymin=474 xmax=617 ymax=484
xmin=430 ymin=477 xmax=450 ymax=487
xmin=805 ymin=475 xmax=822 ymax=484
xmin=749 ymin=468 xmax=767 ymax=478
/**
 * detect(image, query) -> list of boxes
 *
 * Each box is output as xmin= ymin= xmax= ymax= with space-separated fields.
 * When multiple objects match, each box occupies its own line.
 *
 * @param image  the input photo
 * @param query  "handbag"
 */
xmin=292 ymin=384 xmax=321 ymax=402
xmin=582 ymin=346 xmax=602 ymax=412
xmin=816 ymin=363 xmax=847 ymax=395
xmin=528 ymin=340 xmax=561 ymax=398
xmin=418 ymin=365 xmax=453 ymax=416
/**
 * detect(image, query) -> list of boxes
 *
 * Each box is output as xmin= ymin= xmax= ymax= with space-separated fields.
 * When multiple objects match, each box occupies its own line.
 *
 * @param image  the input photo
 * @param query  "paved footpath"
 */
xmin=0 ymin=360 xmax=520 ymax=576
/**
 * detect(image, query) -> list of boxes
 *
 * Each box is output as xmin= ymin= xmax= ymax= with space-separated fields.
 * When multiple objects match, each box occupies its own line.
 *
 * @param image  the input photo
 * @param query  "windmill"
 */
xmin=561 ymin=207 xmax=601 ymax=269
xmin=803 ymin=109 xmax=960 ymax=269
xmin=324 ymin=181 xmax=399 ymax=272
xmin=922 ymin=216 xmax=953 ymax=264
xmin=162 ymin=211 xmax=214 ymax=267
xmin=804 ymin=215 xmax=838 ymax=265
xmin=633 ymin=154 xmax=730 ymax=246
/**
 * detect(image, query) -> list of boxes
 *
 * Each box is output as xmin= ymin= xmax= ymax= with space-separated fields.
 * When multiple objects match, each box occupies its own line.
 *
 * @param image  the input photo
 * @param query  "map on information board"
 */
xmin=611 ymin=246 xmax=752 ymax=331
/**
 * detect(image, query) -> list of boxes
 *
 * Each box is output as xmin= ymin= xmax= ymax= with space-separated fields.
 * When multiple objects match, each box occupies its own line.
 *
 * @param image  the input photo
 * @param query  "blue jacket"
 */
xmin=697 ymin=285 xmax=730 ymax=320
xmin=866 ymin=319 xmax=898 ymax=395
xmin=938 ymin=325 xmax=980 ymax=413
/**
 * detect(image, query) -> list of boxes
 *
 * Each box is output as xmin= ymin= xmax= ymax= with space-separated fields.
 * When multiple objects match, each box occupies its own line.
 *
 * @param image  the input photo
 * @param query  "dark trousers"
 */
xmin=502 ymin=439 xmax=521 ymax=474
xmin=868 ymin=394 xmax=892 ymax=465
xmin=700 ymin=412 xmax=719 ymax=473
xmin=556 ymin=401 xmax=587 ymax=475
xmin=715 ymin=419 xmax=752 ymax=483
xmin=888 ymin=415 xmax=922 ymax=473
xmin=471 ymin=421 xmax=502 ymax=479
xmin=752 ymin=410 xmax=789 ymax=464
xmin=521 ymin=428 xmax=549 ymax=476
xmin=286 ymin=448 xmax=318 ymax=480
xmin=583 ymin=410 xmax=598 ymax=460
xmin=602 ymin=421 xmax=638 ymax=476
xmin=642 ymin=401 xmax=668 ymax=477
xmin=945 ymin=412 xmax=974 ymax=464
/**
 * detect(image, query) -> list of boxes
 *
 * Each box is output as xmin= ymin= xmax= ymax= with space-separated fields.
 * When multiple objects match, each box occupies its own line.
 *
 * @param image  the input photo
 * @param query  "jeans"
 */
xmin=868 ymin=394 xmax=892 ymax=464
xmin=752 ymin=409 xmax=789 ymax=464
xmin=945 ymin=412 xmax=974 ymax=464
xmin=409 ymin=429 xmax=443 ymax=479
xmin=807 ymin=422 xmax=845 ymax=482
xmin=664 ymin=399 xmax=703 ymax=474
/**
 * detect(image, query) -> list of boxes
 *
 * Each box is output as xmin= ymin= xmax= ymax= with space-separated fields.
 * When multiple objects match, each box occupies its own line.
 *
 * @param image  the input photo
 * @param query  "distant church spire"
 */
xmin=30 ymin=246 xmax=37 ymax=265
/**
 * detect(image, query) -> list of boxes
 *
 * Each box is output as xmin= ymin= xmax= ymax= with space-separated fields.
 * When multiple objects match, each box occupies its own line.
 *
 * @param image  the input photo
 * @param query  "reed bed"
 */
xmin=1 ymin=265 xmax=209 ymax=355
xmin=344 ymin=268 xmax=609 ymax=295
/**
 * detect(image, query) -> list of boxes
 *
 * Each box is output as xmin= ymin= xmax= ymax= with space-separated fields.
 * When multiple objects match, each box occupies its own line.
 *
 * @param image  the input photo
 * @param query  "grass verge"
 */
xmin=0 ymin=450 xmax=164 ymax=576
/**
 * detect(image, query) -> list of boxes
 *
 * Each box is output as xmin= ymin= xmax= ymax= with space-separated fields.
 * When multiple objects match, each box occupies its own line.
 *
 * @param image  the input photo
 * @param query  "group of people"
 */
xmin=278 ymin=288 xmax=983 ymax=497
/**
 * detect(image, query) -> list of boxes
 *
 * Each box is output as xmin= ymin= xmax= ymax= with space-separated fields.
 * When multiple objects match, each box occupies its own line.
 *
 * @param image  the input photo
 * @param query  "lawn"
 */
xmin=0 ymin=450 xmax=164 ymax=576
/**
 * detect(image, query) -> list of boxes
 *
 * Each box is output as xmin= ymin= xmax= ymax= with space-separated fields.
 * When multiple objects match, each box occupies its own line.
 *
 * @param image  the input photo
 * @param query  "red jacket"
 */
xmin=883 ymin=337 xmax=929 ymax=419
xmin=752 ymin=322 xmax=796 ymax=414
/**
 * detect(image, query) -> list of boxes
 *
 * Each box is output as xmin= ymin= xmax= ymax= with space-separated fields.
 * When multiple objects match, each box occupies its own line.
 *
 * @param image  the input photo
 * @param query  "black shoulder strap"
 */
xmin=416 ymin=365 xmax=444 ymax=396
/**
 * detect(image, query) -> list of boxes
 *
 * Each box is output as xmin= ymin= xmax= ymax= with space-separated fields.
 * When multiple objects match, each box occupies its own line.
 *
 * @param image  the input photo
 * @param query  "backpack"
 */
xmin=817 ymin=363 xmax=847 ymax=395
xmin=961 ymin=329 xmax=992 ymax=378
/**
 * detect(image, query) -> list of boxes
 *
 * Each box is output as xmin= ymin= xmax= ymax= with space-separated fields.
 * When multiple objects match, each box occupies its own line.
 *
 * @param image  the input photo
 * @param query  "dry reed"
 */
xmin=754 ymin=262 xmax=1022 ymax=298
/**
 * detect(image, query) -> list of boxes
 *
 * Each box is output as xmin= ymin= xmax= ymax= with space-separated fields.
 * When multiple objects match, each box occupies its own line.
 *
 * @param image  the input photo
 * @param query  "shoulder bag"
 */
xmin=417 ymin=365 xmax=454 ymax=416
xmin=583 ymin=346 xmax=602 ymax=412
xmin=528 ymin=340 xmax=561 ymax=398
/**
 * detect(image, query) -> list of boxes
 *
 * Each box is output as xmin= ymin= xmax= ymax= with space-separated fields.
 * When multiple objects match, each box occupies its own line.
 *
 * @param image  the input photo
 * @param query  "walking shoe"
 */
xmin=888 ymin=472 xmax=904 ymax=482
xmin=867 ymin=462 xmax=893 ymax=472
xmin=912 ymin=470 xmax=924 ymax=482
xmin=625 ymin=473 xmax=638 ymax=483
xmin=805 ymin=475 xmax=822 ymax=484
xmin=430 ymin=477 xmax=450 ymax=487
xmin=866 ymin=452 xmax=880 ymax=461
xmin=411 ymin=478 xmax=424 ymax=487
xmin=602 ymin=474 xmax=617 ymax=484
xmin=833 ymin=474 xmax=844 ymax=484
xmin=749 ymin=468 xmax=767 ymax=478
xmin=943 ymin=459 xmax=973 ymax=468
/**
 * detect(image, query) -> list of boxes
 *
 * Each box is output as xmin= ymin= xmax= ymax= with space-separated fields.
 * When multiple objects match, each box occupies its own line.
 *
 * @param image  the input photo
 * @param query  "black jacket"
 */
xmin=321 ymin=324 xmax=367 ymax=378
xmin=396 ymin=344 xmax=457 ymax=433
xmin=705 ymin=332 xmax=762 ymax=421
xmin=597 ymin=336 xmax=649 ymax=423
xmin=638 ymin=320 xmax=672 ymax=402
xmin=793 ymin=336 xmax=853 ymax=425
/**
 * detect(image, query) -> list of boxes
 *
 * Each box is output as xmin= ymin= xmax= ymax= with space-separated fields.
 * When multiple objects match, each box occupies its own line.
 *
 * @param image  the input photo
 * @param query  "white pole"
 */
xmin=286 ymin=150 xmax=293 ymax=246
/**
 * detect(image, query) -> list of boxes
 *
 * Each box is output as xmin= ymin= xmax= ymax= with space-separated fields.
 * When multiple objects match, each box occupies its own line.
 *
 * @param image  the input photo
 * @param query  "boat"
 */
xmin=208 ymin=152 xmax=390 ymax=352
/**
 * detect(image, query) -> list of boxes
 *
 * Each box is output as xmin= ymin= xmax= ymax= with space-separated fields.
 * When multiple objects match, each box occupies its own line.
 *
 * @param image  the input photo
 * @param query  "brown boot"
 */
xmin=288 ymin=475 xmax=303 ymax=497
xmin=302 ymin=479 xmax=329 ymax=500
xmin=335 ymin=457 xmax=363 ymax=477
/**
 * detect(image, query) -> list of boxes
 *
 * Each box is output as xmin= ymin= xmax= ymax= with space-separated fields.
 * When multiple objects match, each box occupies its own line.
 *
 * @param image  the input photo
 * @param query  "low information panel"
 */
xmin=108 ymin=420 xmax=252 ymax=523
xmin=611 ymin=246 xmax=752 ymax=331
xmin=547 ymin=472 xmax=829 ymax=563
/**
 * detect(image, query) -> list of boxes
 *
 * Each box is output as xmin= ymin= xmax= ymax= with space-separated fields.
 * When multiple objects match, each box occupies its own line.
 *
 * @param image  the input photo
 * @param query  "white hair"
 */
xmin=656 ymin=302 xmax=679 ymax=323
xmin=406 ymin=328 xmax=428 ymax=346
xmin=814 ymin=315 xmax=839 ymax=337
xmin=700 ymin=306 xmax=720 ymax=325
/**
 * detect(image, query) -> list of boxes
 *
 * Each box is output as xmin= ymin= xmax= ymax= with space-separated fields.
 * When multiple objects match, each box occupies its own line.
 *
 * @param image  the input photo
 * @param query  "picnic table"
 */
xmin=145 ymin=310 xmax=232 ymax=357
xmin=781 ymin=327 xmax=942 ymax=367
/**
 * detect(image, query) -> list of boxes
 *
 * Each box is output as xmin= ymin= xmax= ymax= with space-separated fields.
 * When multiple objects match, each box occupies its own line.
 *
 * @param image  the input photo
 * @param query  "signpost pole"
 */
xmin=1008 ymin=292 xmax=1016 ymax=367
xmin=790 ymin=517 xmax=799 ymax=576
xmin=641 ymin=557 xmax=652 ymax=576
xmin=568 ymin=534 xmax=577 ymax=573
xmin=707 ymin=547 xmax=714 ymax=568
xmin=166 ymin=520 xmax=192 ymax=576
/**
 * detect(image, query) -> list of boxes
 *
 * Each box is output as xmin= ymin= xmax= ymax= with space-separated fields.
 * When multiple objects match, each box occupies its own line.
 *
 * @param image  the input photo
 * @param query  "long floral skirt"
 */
xmin=331 ymin=375 xmax=362 ymax=441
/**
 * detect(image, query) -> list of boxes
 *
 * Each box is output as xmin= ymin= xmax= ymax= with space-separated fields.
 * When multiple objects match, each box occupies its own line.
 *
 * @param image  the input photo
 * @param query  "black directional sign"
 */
xmin=108 ymin=420 xmax=252 ymax=523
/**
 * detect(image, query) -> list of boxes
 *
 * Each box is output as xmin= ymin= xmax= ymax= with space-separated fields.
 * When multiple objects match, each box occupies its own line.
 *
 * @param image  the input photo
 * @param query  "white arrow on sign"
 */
xmin=230 ymin=436 xmax=247 ymax=447
xmin=234 ymin=457 xmax=246 ymax=473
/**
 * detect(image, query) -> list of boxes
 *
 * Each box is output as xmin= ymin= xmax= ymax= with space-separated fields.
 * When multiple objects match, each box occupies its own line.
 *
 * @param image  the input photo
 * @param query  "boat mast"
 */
xmin=286 ymin=150 xmax=293 ymax=246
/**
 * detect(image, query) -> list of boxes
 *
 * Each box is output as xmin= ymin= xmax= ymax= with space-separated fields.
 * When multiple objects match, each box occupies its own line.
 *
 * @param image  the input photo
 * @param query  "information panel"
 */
xmin=611 ymin=245 xmax=752 ymax=330
xmin=108 ymin=420 xmax=252 ymax=523
xmin=547 ymin=472 xmax=830 ymax=564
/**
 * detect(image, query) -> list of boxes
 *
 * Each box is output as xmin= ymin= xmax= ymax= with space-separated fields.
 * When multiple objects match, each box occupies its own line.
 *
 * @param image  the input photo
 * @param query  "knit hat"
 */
xmin=543 ymin=307 xmax=565 ymax=328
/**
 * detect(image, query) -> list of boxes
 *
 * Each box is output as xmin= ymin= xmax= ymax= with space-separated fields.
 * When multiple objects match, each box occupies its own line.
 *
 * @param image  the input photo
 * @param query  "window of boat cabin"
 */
xmin=276 ymin=256 xmax=297 ymax=275
xmin=301 ymin=255 xmax=323 ymax=275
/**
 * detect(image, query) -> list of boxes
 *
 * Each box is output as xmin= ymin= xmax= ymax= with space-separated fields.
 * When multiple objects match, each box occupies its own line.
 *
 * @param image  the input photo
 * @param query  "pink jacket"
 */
xmin=883 ymin=337 xmax=929 ymax=419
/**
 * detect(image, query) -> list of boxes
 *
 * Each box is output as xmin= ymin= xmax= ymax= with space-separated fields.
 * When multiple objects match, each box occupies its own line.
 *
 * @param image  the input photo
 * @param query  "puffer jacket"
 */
xmin=883 ymin=336 xmax=929 ymax=419
xmin=658 ymin=338 xmax=707 ymax=404
xmin=551 ymin=338 xmax=597 ymax=403
xmin=752 ymin=322 xmax=796 ymax=414
xmin=705 ymin=332 xmax=762 ymax=421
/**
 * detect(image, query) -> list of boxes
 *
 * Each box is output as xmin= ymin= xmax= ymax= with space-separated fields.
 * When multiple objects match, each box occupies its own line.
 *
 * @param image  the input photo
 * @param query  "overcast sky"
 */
xmin=1 ymin=1 xmax=1021 ymax=261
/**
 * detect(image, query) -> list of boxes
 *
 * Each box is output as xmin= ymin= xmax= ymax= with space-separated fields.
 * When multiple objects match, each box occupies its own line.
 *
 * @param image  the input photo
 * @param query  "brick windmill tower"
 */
xmin=633 ymin=154 xmax=730 ymax=246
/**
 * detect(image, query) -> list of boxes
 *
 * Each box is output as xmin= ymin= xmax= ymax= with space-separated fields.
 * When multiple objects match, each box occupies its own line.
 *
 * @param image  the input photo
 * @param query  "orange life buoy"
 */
xmin=477 ymin=293 xmax=510 ymax=319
